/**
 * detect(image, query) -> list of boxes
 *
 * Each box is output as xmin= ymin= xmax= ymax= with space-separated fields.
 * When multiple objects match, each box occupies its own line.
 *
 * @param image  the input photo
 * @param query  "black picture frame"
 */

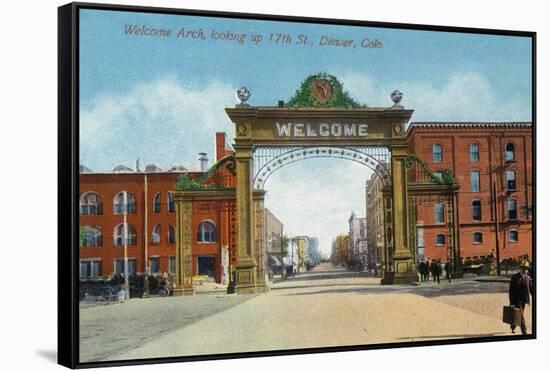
xmin=58 ymin=2 xmax=536 ymax=369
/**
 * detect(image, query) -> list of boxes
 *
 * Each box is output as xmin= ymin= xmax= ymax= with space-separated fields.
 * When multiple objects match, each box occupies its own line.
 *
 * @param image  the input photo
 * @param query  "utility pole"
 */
xmin=143 ymin=175 xmax=149 ymax=297
xmin=492 ymin=177 xmax=501 ymax=276
xmin=123 ymin=191 xmax=130 ymax=299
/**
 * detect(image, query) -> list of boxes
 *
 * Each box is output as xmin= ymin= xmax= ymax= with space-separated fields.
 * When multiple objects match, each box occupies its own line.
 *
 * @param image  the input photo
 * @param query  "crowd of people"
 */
xmin=417 ymin=258 xmax=453 ymax=284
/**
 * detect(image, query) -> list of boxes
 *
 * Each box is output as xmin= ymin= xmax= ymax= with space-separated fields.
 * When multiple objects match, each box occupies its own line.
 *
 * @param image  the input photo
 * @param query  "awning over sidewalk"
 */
xmin=269 ymin=255 xmax=282 ymax=266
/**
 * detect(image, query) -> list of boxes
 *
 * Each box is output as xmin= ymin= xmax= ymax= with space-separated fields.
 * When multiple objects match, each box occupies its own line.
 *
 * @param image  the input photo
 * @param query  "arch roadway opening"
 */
xmin=253 ymin=145 xmax=392 ymax=190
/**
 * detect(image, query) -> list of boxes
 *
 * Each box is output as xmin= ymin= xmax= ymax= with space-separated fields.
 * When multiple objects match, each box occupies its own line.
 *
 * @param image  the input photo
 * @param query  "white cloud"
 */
xmin=80 ymin=77 xmax=237 ymax=171
xmin=338 ymin=70 xmax=531 ymax=122
xmin=264 ymin=159 xmax=373 ymax=255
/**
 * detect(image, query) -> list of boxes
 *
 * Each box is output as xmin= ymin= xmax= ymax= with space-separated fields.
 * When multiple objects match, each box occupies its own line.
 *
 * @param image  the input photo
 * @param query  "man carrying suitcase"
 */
xmin=508 ymin=260 xmax=533 ymax=335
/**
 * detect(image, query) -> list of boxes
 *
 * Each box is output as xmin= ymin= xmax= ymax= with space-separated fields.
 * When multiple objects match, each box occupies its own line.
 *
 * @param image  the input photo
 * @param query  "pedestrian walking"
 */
xmin=508 ymin=260 xmax=533 ymax=335
xmin=426 ymin=258 xmax=431 ymax=281
xmin=418 ymin=260 xmax=426 ymax=282
xmin=431 ymin=259 xmax=440 ymax=284
xmin=445 ymin=260 xmax=453 ymax=283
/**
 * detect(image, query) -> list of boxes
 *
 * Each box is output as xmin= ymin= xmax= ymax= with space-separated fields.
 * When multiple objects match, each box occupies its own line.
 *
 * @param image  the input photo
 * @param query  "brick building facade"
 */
xmin=407 ymin=122 xmax=533 ymax=263
xmin=79 ymin=133 xmax=236 ymax=283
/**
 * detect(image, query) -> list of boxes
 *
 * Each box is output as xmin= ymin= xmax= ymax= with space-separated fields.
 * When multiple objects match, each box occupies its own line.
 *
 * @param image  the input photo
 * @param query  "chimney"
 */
xmin=198 ymin=152 xmax=209 ymax=172
xmin=135 ymin=158 xmax=141 ymax=172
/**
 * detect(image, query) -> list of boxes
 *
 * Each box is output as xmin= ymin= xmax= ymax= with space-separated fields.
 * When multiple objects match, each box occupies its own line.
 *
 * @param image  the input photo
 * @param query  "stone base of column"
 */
xmin=173 ymin=286 xmax=195 ymax=296
xmin=235 ymin=261 xmax=257 ymax=294
xmin=255 ymin=282 xmax=269 ymax=293
xmin=392 ymin=255 xmax=417 ymax=284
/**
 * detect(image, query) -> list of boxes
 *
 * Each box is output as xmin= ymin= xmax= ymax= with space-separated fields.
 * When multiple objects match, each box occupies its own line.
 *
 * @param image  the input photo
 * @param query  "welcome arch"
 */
xmin=222 ymin=74 xmax=417 ymax=293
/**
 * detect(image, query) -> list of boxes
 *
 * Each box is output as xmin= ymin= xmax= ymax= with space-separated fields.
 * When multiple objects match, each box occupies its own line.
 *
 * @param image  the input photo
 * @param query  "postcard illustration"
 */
xmin=76 ymin=6 xmax=534 ymax=363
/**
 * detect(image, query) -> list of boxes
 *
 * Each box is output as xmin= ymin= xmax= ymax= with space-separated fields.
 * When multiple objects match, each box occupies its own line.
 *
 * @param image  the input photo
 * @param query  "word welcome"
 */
xmin=275 ymin=122 xmax=368 ymax=138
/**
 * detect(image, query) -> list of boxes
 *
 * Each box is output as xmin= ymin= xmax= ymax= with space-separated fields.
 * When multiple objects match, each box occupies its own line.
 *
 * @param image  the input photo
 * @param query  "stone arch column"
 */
xmin=390 ymin=145 xmax=416 ymax=283
xmin=234 ymin=143 xmax=258 ymax=294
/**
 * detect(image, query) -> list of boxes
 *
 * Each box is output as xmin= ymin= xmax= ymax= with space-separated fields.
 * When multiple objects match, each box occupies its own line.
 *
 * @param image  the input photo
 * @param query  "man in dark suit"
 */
xmin=418 ymin=260 xmax=426 ymax=282
xmin=445 ymin=260 xmax=453 ymax=283
xmin=508 ymin=261 xmax=533 ymax=335
xmin=431 ymin=259 xmax=440 ymax=284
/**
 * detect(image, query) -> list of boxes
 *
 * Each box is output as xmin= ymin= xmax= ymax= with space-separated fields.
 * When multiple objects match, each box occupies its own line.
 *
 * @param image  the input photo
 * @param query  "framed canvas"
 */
xmin=58 ymin=2 xmax=536 ymax=368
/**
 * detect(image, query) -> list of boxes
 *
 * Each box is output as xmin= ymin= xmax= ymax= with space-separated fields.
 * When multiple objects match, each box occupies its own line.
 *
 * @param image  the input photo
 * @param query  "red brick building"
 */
xmin=407 ymin=122 xmax=533 ymax=263
xmin=79 ymin=133 xmax=235 ymax=283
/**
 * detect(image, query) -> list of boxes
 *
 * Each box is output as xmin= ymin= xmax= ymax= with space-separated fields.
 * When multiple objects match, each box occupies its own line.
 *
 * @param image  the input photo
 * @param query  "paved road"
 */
xmin=79 ymin=293 xmax=254 ymax=362
xmin=80 ymin=263 xmax=532 ymax=363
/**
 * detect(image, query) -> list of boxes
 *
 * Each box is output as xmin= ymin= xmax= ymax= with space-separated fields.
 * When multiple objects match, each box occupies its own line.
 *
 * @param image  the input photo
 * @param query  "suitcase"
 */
xmin=503 ymin=305 xmax=522 ymax=326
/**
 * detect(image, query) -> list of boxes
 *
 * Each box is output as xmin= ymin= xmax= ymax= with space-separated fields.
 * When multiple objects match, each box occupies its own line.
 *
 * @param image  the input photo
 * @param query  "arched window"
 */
xmin=508 ymin=198 xmax=517 ymax=220
xmin=153 ymin=192 xmax=161 ymax=213
xmin=472 ymin=200 xmax=482 ymax=221
xmin=505 ymin=143 xmax=515 ymax=161
xmin=167 ymin=192 xmax=175 ymax=213
xmin=168 ymin=224 xmax=176 ymax=244
xmin=81 ymin=226 xmax=102 ymax=247
xmin=434 ymin=203 xmax=445 ymax=224
xmin=470 ymin=171 xmax=480 ymax=192
xmin=113 ymin=191 xmax=136 ymax=214
xmin=114 ymin=223 xmax=137 ymax=246
xmin=151 ymin=224 xmax=161 ymax=244
xmin=509 ymin=230 xmax=519 ymax=242
xmin=506 ymin=170 xmax=516 ymax=191
xmin=197 ymin=221 xmax=216 ymax=242
xmin=432 ymin=144 xmax=442 ymax=162
xmin=469 ymin=143 xmax=480 ymax=162
xmin=473 ymin=232 xmax=483 ymax=244
xmin=80 ymin=192 xmax=103 ymax=215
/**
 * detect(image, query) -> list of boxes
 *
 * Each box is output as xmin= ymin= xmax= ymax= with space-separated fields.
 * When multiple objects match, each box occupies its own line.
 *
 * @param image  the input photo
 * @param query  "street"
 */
xmin=79 ymin=263 xmax=532 ymax=363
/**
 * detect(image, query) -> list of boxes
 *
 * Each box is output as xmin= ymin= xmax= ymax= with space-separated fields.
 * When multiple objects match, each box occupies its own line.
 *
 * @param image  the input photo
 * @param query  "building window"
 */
xmin=153 ymin=192 xmax=161 ymax=213
xmin=114 ymin=223 xmax=137 ymax=246
xmin=114 ymin=258 xmax=136 ymax=275
xmin=113 ymin=191 xmax=137 ymax=214
xmin=151 ymin=224 xmax=161 ymax=244
xmin=168 ymin=224 xmax=176 ymax=244
xmin=506 ymin=170 xmax=516 ymax=191
xmin=150 ymin=257 xmax=160 ymax=273
xmin=432 ymin=144 xmax=442 ymax=162
xmin=168 ymin=256 xmax=176 ymax=274
xmin=197 ymin=221 xmax=216 ymax=242
xmin=80 ymin=192 xmax=103 ymax=215
xmin=472 ymin=200 xmax=482 ymax=221
xmin=81 ymin=226 xmax=102 ymax=247
xmin=434 ymin=203 xmax=445 ymax=224
xmin=470 ymin=171 xmax=480 ymax=192
xmin=436 ymin=234 xmax=446 ymax=245
xmin=508 ymin=199 xmax=517 ymax=220
xmin=168 ymin=192 xmax=175 ymax=213
xmin=473 ymin=232 xmax=483 ymax=244
xmin=469 ymin=143 xmax=480 ymax=162
xmin=80 ymin=260 xmax=102 ymax=278
xmin=509 ymin=230 xmax=519 ymax=242
xmin=505 ymin=143 xmax=515 ymax=161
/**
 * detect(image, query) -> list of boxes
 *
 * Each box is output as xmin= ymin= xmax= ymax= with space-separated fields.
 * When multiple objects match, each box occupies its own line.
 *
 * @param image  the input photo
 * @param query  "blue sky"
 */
xmin=79 ymin=9 xmax=532 ymax=253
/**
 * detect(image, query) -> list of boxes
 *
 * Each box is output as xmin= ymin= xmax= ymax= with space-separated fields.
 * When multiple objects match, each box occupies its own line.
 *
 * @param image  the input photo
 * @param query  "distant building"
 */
xmin=264 ymin=208 xmax=284 ymax=275
xmin=366 ymin=173 xmax=386 ymax=269
xmin=348 ymin=212 xmax=367 ymax=264
xmin=331 ymin=234 xmax=349 ymax=266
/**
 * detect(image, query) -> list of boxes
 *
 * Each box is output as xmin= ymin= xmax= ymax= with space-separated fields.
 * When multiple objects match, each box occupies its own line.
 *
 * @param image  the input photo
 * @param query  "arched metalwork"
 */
xmin=253 ymin=145 xmax=391 ymax=189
